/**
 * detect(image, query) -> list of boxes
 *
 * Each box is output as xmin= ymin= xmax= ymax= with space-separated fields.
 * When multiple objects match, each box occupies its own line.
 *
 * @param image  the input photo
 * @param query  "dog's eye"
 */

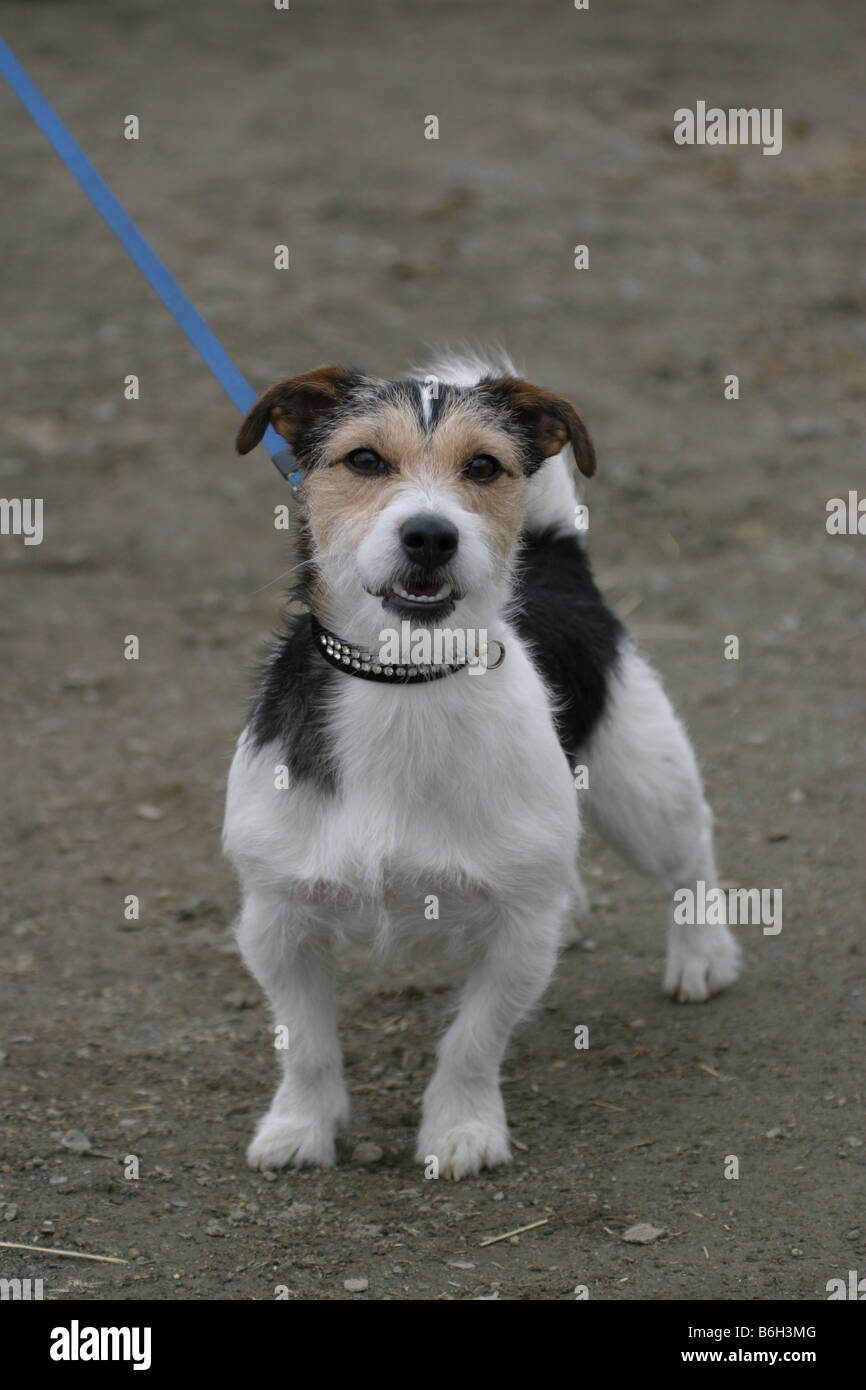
xmin=344 ymin=448 xmax=389 ymax=476
xmin=464 ymin=454 xmax=502 ymax=483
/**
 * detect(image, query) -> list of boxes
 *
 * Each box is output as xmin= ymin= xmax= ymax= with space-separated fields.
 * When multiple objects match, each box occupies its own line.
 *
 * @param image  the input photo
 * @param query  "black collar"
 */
xmin=310 ymin=613 xmax=495 ymax=685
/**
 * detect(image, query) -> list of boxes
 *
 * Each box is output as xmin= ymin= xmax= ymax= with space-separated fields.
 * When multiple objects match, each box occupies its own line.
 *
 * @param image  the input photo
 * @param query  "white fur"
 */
xmin=223 ymin=352 xmax=740 ymax=1177
xmin=582 ymin=642 xmax=741 ymax=1001
xmin=225 ymin=633 xmax=579 ymax=1177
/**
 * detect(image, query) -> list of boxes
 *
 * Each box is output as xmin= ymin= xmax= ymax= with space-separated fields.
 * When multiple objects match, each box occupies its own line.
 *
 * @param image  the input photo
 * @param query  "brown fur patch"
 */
xmin=484 ymin=376 xmax=597 ymax=477
xmin=306 ymin=396 xmax=528 ymax=562
xmin=236 ymin=366 xmax=358 ymax=455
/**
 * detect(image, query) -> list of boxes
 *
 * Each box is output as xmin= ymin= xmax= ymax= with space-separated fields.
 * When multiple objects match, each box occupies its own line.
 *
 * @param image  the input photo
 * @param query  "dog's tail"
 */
xmin=413 ymin=348 xmax=581 ymax=540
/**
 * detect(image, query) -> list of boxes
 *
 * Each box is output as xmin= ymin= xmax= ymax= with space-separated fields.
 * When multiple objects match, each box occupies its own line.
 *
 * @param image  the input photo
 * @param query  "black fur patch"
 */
xmin=248 ymin=609 xmax=339 ymax=794
xmin=511 ymin=528 xmax=624 ymax=758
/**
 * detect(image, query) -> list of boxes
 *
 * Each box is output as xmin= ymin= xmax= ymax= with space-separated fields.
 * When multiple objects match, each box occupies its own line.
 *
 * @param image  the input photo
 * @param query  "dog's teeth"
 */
xmin=393 ymin=581 xmax=453 ymax=602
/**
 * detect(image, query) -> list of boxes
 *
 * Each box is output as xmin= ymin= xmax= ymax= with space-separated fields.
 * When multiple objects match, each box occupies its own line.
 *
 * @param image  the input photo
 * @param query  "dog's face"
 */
xmin=237 ymin=367 xmax=595 ymax=622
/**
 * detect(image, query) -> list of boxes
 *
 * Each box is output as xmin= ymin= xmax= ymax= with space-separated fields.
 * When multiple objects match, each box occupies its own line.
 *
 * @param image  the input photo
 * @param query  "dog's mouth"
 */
xmin=392 ymin=579 xmax=453 ymax=605
xmin=374 ymin=576 xmax=459 ymax=618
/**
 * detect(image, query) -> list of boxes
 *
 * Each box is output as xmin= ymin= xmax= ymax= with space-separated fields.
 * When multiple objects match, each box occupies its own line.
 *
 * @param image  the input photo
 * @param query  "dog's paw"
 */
xmin=664 ymin=925 xmax=742 ymax=1003
xmin=417 ymin=1083 xmax=510 ymax=1179
xmin=246 ymin=1115 xmax=337 ymax=1171
xmin=417 ymin=1121 xmax=511 ymax=1180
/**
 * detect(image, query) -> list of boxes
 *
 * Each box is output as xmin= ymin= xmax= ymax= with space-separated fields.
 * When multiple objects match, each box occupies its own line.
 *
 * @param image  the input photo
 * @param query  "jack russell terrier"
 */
xmin=222 ymin=352 xmax=741 ymax=1179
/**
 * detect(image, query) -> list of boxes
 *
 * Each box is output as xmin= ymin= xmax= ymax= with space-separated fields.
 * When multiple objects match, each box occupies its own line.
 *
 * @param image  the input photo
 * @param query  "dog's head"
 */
xmin=237 ymin=366 xmax=595 ymax=622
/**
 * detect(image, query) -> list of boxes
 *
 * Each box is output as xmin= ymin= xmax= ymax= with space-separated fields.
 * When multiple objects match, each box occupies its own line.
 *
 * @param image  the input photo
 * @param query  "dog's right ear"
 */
xmin=236 ymin=366 xmax=358 ymax=455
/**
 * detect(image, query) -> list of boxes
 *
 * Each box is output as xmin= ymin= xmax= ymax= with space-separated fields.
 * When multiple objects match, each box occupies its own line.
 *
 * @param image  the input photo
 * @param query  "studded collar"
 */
xmin=309 ymin=613 xmax=502 ymax=684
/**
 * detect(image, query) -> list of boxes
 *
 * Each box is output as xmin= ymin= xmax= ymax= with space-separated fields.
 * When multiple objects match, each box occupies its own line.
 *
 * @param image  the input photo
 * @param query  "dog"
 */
xmin=222 ymin=351 xmax=741 ymax=1179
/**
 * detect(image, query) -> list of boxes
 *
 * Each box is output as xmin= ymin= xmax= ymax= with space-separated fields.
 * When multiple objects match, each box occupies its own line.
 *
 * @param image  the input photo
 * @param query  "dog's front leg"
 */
xmin=236 ymin=889 xmax=349 ymax=1170
xmin=417 ymin=901 xmax=564 ymax=1180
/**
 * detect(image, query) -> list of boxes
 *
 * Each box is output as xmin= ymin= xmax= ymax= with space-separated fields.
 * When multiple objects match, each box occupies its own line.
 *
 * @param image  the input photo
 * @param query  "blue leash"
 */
xmin=0 ymin=34 xmax=301 ymax=489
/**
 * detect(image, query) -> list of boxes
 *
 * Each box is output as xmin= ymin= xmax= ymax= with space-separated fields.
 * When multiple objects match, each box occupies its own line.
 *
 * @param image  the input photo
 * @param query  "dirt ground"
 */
xmin=1 ymin=0 xmax=863 ymax=1302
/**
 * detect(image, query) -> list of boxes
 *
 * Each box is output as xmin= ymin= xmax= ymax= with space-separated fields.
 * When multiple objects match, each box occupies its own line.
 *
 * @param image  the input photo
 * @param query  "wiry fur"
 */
xmin=223 ymin=352 xmax=741 ymax=1178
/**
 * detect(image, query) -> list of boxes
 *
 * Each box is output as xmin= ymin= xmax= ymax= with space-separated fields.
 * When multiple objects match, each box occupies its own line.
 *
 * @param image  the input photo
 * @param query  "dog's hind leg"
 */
xmin=583 ymin=643 xmax=741 ymax=1002
xmin=236 ymin=888 xmax=349 ymax=1168
xmin=559 ymin=874 xmax=590 ymax=948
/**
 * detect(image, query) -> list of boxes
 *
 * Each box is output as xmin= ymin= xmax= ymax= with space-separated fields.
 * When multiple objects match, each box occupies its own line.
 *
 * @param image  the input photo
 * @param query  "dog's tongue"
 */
xmin=406 ymin=583 xmax=441 ymax=597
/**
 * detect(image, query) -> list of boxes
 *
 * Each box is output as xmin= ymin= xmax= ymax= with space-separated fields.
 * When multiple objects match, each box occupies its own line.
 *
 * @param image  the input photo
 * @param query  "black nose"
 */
xmin=399 ymin=514 xmax=459 ymax=568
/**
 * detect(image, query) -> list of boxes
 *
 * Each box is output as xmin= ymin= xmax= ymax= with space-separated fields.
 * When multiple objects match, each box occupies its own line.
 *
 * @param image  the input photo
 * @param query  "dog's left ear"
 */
xmin=236 ymin=366 xmax=358 ymax=455
xmin=483 ymin=376 xmax=596 ymax=478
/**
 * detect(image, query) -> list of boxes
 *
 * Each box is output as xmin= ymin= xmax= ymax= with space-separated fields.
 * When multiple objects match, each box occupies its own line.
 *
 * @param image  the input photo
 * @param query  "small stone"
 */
xmin=623 ymin=1222 xmax=665 ymax=1244
xmin=343 ymin=1276 xmax=368 ymax=1293
xmin=41 ymin=1220 xmax=54 ymax=1233
xmin=352 ymin=1141 xmax=384 ymax=1165
xmin=49 ymin=1175 xmax=68 ymax=1186
xmin=134 ymin=803 xmax=163 ymax=821
xmin=59 ymin=1129 xmax=91 ymax=1154
xmin=222 ymin=989 xmax=259 ymax=1010
xmin=206 ymin=1220 xmax=225 ymax=1237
